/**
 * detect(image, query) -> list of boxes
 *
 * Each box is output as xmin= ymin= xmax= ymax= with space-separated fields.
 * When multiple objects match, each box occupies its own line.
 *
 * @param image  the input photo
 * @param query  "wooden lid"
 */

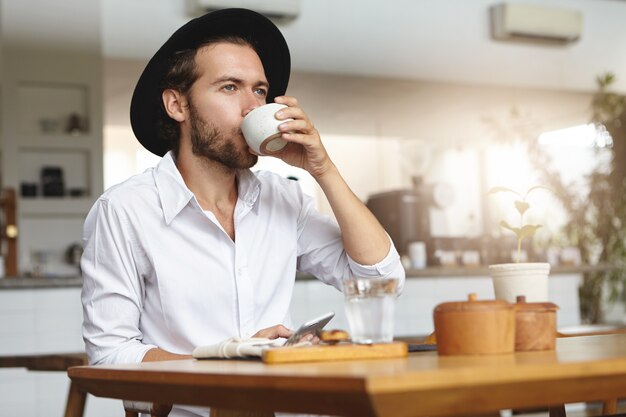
xmin=434 ymin=293 xmax=512 ymax=313
xmin=514 ymin=295 xmax=559 ymax=312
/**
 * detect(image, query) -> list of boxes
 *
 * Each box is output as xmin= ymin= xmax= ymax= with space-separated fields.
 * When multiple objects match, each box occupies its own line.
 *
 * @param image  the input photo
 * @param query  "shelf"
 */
xmin=18 ymin=136 xmax=96 ymax=150
xmin=17 ymin=81 xmax=90 ymax=136
xmin=19 ymin=148 xmax=90 ymax=199
xmin=3 ymin=50 xmax=104 ymax=278
xmin=19 ymin=197 xmax=94 ymax=216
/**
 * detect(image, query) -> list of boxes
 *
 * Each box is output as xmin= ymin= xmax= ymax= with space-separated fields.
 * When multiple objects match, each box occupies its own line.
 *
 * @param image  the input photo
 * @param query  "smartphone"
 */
xmin=284 ymin=311 xmax=335 ymax=346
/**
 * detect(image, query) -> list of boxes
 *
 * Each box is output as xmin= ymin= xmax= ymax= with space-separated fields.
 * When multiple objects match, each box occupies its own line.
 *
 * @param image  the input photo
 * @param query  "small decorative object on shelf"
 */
xmin=68 ymin=187 xmax=87 ymax=197
xmin=41 ymin=166 xmax=65 ymax=197
xmin=20 ymin=182 xmax=38 ymax=197
xmin=65 ymin=113 xmax=88 ymax=135
xmin=39 ymin=118 xmax=61 ymax=133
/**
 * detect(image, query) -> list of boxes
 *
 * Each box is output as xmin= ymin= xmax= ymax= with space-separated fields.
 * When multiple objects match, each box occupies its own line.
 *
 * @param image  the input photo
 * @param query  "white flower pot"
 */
xmin=488 ymin=262 xmax=551 ymax=303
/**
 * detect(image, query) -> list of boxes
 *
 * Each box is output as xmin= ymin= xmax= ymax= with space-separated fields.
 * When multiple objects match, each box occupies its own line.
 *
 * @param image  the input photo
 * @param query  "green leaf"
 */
xmin=515 ymin=200 xmax=530 ymax=216
xmin=597 ymin=72 xmax=615 ymax=89
xmin=518 ymin=224 xmax=542 ymax=239
xmin=524 ymin=185 xmax=553 ymax=199
xmin=499 ymin=220 xmax=522 ymax=238
xmin=487 ymin=187 xmax=521 ymax=198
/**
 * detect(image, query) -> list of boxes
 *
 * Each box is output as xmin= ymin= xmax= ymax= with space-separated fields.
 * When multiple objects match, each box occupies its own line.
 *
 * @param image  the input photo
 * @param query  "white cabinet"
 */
xmin=0 ymin=288 xmax=121 ymax=417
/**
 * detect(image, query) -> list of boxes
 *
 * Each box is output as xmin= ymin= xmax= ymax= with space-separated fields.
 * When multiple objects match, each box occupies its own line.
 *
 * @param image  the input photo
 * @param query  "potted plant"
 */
xmin=482 ymin=73 xmax=626 ymax=323
xmin=487 ymin=186 xmax=552 ymax=303
xmin=515 ymin=74 xmax=624 ymax=323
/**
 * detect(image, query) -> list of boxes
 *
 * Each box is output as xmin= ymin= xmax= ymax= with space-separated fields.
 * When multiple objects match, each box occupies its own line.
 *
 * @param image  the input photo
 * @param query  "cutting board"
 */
xmin=262 ymin=341 xmax=408 ymax=364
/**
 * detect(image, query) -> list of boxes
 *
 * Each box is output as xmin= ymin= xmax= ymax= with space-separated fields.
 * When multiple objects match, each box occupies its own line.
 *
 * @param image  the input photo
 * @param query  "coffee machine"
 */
xmin=366 ymin=189 xmax=429 ymax=256
xmin=366 ymin=177 xmax=454 ymax=264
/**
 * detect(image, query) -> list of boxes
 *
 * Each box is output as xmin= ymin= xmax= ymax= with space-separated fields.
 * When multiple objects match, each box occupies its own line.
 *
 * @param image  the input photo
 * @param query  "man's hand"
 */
xmin=252 ymin=324 xmax=293 ymax=339
xmin=270 ymin=96 xmax=335 ymax=179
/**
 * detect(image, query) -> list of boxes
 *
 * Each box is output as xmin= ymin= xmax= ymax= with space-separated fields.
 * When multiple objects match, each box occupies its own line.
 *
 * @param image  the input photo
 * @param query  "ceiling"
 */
xmin=99 ymin=0 xmax=626 ymax=93
xmin=3 ymin=0 xmax=626 ymax=93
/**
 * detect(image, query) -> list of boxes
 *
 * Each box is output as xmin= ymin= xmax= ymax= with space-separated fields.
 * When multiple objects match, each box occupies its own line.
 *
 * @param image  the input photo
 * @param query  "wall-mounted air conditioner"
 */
xmin=186 ymin=0 xmax=300 ymax=22
xmin=490 ymin=3 xmax=582 ymax=45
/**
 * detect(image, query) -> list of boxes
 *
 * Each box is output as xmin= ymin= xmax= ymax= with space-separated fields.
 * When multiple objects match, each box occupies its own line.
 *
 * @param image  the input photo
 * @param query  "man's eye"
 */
xmin=255 ymin=88 xmax=268 ymax=96
xmin=223 ymin=85 xmax=236 ymax=92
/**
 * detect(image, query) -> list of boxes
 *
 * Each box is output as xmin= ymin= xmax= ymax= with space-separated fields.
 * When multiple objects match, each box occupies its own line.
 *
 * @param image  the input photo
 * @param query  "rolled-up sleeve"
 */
xmin=81 ymin=198 xmax=157 ymax=365
xmin=296 ymin=194 xmax=406 ymax=293
xmin=346 ymin=235 xmax=406 ymax=292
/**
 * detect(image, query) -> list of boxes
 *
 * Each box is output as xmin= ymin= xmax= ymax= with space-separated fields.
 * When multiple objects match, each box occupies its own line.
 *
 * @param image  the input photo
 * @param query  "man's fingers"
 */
xmin=274 ymin=95 xmax=298 ymax=107
xmin=253 ymin=324 xmax=293 ymax=339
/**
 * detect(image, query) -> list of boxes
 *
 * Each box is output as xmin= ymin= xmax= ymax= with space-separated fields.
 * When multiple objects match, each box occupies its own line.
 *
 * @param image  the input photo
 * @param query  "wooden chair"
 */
xmin=122 ymin=401 xmax=273 ymax=417
xmin=601 ymin=399 xmax=619 ymax=415
xmin=0 ymin=352 xmax=88 ymax=417
xmin=123 ymin=401 xmax=172 ymax=417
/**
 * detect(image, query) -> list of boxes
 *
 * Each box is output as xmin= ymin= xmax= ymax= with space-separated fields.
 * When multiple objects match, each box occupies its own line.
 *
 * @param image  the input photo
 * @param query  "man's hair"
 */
xmin=156 ymin=35 xmax=258 ymax=154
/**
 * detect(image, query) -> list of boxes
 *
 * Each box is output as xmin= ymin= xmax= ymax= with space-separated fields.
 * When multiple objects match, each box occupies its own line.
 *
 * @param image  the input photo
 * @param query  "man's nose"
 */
xmin=242 ymin=106 xmax=258 ymax=117
xmin=242 ymin=92 xmax=264 ymax=117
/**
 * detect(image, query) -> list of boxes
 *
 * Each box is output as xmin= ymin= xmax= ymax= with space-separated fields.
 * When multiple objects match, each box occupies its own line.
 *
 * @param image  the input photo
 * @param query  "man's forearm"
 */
xmin=315 ymin=164 xmax=390 ymax=265
xmin=142 ymin=347 xmax=193 ymax=362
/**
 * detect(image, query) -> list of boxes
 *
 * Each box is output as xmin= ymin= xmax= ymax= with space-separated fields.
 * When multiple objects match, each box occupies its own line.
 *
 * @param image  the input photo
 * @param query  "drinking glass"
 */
xmin=343 ymin=277 xmax=399 ymax=344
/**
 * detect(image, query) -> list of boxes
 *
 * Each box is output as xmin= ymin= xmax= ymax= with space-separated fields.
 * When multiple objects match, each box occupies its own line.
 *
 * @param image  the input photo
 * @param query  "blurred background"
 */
xmin=1 ymin=1 xmax=626 ymax=415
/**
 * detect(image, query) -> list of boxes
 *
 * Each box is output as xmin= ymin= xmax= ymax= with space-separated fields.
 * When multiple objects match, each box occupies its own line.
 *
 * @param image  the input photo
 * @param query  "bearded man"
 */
xmin=81 ymin=8 xmax=404 ymax=417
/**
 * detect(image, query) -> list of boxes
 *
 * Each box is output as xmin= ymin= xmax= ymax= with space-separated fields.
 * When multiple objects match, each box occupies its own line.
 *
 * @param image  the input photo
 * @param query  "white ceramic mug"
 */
xmin=241 ymin=103 xmax=291 ymax=155
xmin=407 ymin=241 xmax=427 ymax=269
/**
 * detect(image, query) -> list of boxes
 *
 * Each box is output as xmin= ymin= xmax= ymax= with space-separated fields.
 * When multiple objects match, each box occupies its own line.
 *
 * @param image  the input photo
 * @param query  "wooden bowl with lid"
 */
xmin=434 ymin=293 xmax=515 ymax=355
xmin=514 ymin=295 xmax=558 ymax=351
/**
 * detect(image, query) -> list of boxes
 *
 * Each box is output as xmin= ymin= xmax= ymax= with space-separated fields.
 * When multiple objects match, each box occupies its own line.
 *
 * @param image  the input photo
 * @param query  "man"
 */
xmin=81 ymin=8 xmax=404 ymax=414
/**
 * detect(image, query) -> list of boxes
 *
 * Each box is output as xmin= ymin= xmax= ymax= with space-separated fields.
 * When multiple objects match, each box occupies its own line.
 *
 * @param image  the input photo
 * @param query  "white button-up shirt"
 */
xmin=81 ymin=151 xmax=405 ymax=366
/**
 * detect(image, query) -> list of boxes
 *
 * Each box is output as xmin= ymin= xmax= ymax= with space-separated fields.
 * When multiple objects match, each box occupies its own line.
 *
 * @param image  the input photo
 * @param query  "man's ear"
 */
xmin=162 ymin=89 xmax=188 ymax=122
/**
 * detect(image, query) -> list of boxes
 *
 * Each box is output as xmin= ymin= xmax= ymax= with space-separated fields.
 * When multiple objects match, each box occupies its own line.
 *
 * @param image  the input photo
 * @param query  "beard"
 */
xmin=188 ymin=101 xmax=258 ymax=170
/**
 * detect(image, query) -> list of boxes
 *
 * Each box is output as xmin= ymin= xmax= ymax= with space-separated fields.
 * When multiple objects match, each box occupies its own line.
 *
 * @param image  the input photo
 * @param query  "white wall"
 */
xmin=104 ymin=61 xmax=595 ymax=238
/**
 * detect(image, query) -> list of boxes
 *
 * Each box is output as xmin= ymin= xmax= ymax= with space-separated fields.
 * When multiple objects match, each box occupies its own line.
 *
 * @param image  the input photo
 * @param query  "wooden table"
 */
xmin=68 ymin=334 xmax=626 ymax=417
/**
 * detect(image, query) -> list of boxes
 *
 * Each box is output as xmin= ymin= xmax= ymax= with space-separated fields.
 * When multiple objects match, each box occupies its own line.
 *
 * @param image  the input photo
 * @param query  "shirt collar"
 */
xmin=237 ymin=168 xmax=262 ymax=208
xmin=154 ymin=151 xmax=262 ymax=225
xmin=154 ymin=151 xmax=194 ymax=225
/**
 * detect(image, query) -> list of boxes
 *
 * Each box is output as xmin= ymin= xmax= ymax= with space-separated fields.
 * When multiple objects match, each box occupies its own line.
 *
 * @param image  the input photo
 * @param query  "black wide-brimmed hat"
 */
xmin=130 ymin=8 xmax=291 ymax=156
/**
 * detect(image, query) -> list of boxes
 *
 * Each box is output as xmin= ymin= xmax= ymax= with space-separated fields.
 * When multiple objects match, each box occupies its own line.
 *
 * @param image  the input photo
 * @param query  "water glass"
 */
xmin=343 ymin=277 xmax=399 ymax=344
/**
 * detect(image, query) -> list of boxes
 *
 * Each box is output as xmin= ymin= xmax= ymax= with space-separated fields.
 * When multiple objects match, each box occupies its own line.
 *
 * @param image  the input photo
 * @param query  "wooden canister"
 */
xmin=514 ymin=295 xmax=558 ymax=351
xmin=434 ymin=293 xmax=515 ymax=355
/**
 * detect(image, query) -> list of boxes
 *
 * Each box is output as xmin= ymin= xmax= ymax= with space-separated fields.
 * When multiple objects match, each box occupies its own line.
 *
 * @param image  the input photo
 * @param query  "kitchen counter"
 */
xmin=296 ymin=263 xmax=615 ymax=281
xmin=0 ymin=276 xmax=82 ymax=289
xmin=402 ymin=263 xmax=616 ymax=277
xmin=0 ymin=263 xmax=613 ymax=289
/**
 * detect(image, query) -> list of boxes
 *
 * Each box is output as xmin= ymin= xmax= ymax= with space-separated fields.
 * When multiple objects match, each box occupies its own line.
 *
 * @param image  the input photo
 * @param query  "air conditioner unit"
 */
xmin=187 ymin=0 xmax=300 ymax=22
xmin=490 ymin=3 xmax=582 ymax=44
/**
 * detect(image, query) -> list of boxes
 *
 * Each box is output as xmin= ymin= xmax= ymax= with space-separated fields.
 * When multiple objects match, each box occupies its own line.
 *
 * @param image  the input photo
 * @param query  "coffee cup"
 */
xmin=241 ymin=103 xmax=291 ymax=155
xmin=407 ymin=241 xmax=427 ymax=269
